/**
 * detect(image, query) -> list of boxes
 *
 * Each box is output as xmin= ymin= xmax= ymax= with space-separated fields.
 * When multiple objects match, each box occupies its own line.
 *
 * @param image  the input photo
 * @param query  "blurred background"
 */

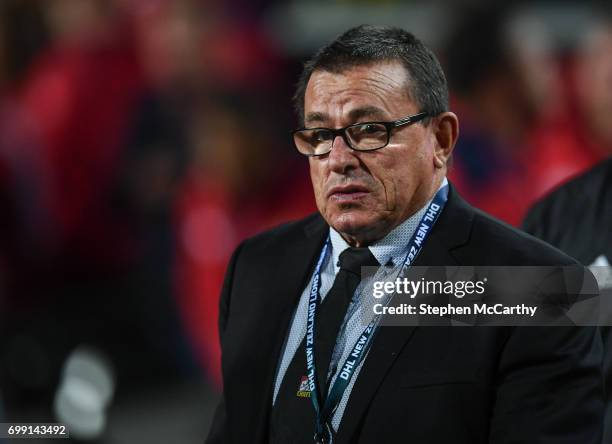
xmin=0 ymin=0 xmax=610 ymax=442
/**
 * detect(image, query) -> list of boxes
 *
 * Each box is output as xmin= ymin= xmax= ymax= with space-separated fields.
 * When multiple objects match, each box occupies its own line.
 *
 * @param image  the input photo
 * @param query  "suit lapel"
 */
xmin=336 ymin=184 xmax=475 ymax=442
xmin=252 ymin=214 xmax=328 ymax=443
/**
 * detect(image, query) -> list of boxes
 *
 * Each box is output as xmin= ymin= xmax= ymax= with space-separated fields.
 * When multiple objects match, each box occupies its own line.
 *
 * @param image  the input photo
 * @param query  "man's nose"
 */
xmin=327 ymin=134 xmax=359 ymax=173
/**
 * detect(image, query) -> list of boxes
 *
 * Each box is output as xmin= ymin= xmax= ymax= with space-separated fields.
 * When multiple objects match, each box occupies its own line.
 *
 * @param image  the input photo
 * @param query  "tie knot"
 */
xmin=338 ymin=247 xmax=379 ymax=276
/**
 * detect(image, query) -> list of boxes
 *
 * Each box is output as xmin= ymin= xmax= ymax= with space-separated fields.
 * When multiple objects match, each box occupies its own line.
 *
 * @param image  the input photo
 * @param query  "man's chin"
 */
xmin=327 ymin=212 xmax=378 ymax=238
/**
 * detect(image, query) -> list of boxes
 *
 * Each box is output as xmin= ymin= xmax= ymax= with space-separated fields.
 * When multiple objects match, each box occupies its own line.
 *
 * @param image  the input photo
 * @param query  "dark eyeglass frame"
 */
xmin=292 ymin=111 xmax=430 ymax=157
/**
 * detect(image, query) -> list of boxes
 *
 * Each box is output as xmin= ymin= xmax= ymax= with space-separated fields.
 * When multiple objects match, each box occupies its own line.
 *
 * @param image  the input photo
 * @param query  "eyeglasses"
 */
xmin=292 ymin=112 xmax=429 ymax=157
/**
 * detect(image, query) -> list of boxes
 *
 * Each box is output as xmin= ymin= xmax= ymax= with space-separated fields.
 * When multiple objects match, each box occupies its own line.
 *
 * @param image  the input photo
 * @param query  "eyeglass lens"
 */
xmin=294 ymin=123 xmax=389 ymax=155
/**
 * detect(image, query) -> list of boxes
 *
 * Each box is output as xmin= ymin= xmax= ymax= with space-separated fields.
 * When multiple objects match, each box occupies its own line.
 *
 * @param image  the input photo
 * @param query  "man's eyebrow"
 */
xmin=348 ymin=106 xmax=387 ymax=121
xmin=304 ymin=112 xmax=328 ymax=126
xmin=305 ymin=107 xmax=388 ymax=127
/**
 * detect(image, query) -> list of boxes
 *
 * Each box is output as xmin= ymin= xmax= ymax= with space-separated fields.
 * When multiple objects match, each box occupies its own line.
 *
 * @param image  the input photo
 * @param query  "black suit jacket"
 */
xmin=522 ymin=157 xmax=612 ymax=444
xmin=206 ymin=185 xmax=603 ymax=443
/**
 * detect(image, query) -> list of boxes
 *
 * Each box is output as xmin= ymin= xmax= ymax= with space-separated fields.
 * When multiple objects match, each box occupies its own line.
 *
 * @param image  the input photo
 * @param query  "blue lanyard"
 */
xmin=305 ymin=185 xmax=449 ymax=443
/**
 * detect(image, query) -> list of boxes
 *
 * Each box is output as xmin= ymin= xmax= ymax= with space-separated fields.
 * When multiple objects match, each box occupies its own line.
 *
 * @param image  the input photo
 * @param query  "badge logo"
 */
xmin=296 ymin=376 xmax=311 ymax=398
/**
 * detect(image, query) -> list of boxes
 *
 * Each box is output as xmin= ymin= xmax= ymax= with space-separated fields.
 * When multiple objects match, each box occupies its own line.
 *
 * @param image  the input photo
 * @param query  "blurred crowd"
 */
xmin=0 ymin=0 xmax=610 ymax=442
xmin=445 ymin=5 xmax=612 ymax=224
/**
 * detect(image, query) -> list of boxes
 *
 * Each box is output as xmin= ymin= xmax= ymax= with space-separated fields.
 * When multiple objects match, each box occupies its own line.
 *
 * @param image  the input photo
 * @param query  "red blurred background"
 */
xmin=0 ymin=0 xmax=610 ymax=442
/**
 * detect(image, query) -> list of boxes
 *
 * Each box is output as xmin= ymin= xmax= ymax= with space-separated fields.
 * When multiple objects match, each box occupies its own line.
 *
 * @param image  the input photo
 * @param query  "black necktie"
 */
xmin=315 ymin=247 xmax=379 ymax=395
xmin=269 ymin=247 xmax=378 ymax=443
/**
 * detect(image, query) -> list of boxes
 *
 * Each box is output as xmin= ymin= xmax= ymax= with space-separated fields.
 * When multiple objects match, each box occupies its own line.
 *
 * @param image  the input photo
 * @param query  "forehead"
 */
xmin=304 ymin=61 xmax=414 ymax=123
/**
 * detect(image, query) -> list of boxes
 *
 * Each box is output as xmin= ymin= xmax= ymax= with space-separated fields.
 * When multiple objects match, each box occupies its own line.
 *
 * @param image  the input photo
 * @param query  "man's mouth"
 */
xmin=327 ymin=184 xmax=370 ymax=202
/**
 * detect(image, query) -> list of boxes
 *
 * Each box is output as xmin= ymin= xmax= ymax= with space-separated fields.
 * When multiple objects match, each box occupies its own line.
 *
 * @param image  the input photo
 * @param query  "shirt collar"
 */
xmin=329 ymin=177 xmax=448 ymax=272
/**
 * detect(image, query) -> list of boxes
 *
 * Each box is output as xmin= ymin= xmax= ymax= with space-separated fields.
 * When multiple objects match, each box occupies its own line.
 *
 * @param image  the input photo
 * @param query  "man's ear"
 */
xmin=432 ymin=112 xmax=459 ymax=169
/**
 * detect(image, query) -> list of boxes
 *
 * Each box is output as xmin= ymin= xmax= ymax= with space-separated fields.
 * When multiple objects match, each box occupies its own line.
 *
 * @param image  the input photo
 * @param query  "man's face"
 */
xmin=304 ymin=61 xmax=440 ymax=245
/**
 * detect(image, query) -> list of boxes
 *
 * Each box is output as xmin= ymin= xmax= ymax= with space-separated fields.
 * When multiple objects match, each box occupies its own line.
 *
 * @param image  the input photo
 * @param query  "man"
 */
xmin=523 ymin=157 xmax=612 ymax=271
xmin=206 ymin=26 xmax=603 ymax=443
xmin=523 ymin=157 xmax=612 ymax=443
